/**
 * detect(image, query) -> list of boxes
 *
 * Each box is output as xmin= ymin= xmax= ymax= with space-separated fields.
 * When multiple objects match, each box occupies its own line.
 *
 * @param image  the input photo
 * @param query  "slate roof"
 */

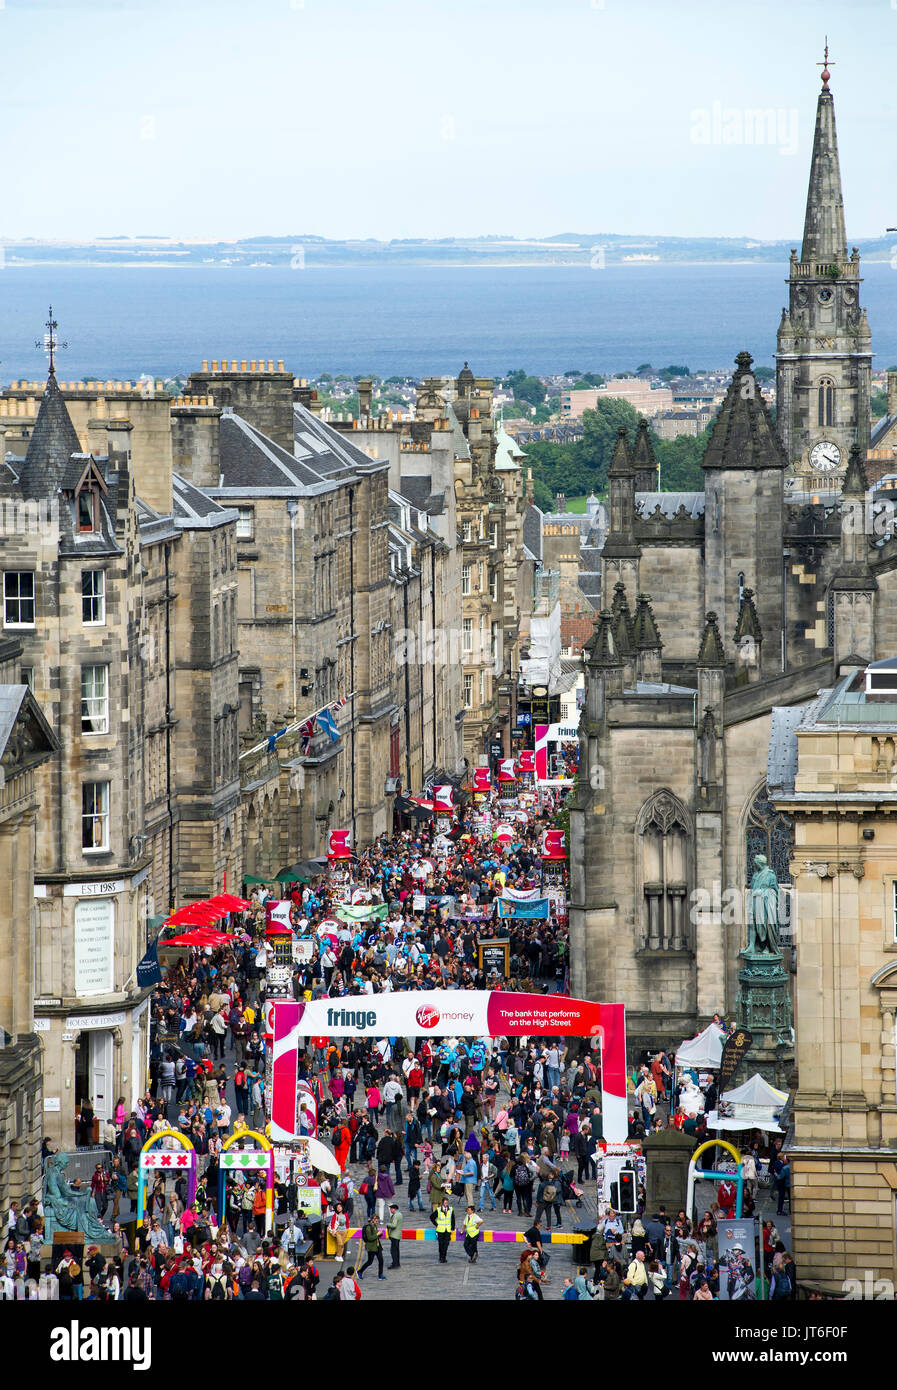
xmin=172 ymin=473 xmax=238 ymax=529
xmin=522 ymin=505 xmax=543 ymax=563
xmin=636 ymin=491 xmax=706 ymax=520
xmin=767 ymin=691 xmax=836 ymax=796
xmin=702 ymin=353 xmax=788 ymax=472
xmin=18 ymin=374 xmax=83 ymax=499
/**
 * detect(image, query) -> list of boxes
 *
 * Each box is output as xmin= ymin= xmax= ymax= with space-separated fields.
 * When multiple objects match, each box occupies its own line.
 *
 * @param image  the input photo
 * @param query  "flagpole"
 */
xmin=239 ymin=692 xmax=356 ymax=762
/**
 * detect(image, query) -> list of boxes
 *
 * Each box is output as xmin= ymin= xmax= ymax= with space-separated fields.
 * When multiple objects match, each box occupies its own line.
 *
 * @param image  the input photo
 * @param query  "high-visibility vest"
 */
xmin=464 ymin=1215 xmax=481 ymax=1238
xmin=435 ymin=1209 xmax=453 ymax=1234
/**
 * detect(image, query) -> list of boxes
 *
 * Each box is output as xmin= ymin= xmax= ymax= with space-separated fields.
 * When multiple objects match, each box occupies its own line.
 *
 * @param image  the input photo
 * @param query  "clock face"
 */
xmin=810 ymin=440 xmax=841 ymax=471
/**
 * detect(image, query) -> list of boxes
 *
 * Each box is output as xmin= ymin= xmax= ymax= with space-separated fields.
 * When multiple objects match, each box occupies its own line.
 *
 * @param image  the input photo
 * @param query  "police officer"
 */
xmin=463 ymin=1205 xmax=483 ymax=1264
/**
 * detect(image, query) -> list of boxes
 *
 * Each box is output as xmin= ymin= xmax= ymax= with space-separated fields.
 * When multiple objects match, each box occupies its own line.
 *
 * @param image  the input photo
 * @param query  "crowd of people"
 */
xmin=2 ymin=765 xmax=796 ymax=1301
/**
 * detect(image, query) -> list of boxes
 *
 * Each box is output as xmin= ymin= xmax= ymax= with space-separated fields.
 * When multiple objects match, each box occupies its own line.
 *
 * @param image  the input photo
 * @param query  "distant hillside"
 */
xmin=5 ymin=233 xmax=896 ymax=268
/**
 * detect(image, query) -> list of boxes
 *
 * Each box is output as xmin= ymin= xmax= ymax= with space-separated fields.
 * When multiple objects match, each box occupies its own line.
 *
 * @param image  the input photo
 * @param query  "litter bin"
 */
xmin=571 ymin=1224 xmax=595 ymax=1266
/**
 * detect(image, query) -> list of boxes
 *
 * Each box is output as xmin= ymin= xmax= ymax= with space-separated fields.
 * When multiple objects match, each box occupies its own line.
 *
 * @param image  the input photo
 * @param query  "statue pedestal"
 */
xmin=735 ymin=949 xmax=794 ymax=1090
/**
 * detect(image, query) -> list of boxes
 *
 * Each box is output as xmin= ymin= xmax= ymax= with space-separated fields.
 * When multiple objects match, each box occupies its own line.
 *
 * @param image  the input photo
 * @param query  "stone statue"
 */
xmin=42 ymin=1151 xmax=112 ymax=1244
xmin=745 ymin=853 xmax=781 ymax=955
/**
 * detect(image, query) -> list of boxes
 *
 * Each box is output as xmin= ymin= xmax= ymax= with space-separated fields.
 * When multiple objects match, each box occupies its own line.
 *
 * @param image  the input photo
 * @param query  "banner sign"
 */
xmin=289 ymin=990 xmax=628 ymax=1141
xmin=292 ymin=937 xmax=316 ymax=965
xmin=472 ymin=768 xmax=491 ymax=793
xmin=335 ymin=903 xmax=388 ymax=924
xmin=517 ymin=749 xmax=535 ymax=774
xmin=497 ymin=757 xmax=517 ymax=783
xmin=327 ymin=829 xmax=352 ymax=859
xmin=433 ymin=785 xmax=454 ymax=811
xmin=534 ymin=724 xmax=550 ymax=781
xmin=497 ymin=897 xmax=550 ymax=920
xmin=502 ymin=886 xmax=541 ymax=902
xmin=718 ymin=1028 xmax=753 ymax=1093
xmin=270 ymin=1000 xmax=302 ymax=1141
xmin=541 ymin=828 xmax=566 ymax=860
xmin=266 ymin=899 xmax=293 ymax=930
xmin=478 ymin=939 xmax=510 ymax=978
xmin=718 ymin=1218 xmax=758 ymax=1302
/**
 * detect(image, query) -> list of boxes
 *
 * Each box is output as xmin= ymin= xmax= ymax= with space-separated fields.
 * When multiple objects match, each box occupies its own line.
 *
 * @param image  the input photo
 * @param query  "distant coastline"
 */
xmin=3 ymin=230 xmax=894 ymax=272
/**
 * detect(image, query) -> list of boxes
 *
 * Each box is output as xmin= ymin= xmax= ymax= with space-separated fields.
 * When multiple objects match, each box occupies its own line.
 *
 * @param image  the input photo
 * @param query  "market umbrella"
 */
xmin=243 ymin=875 xmax=270 ymax=886
xmin=207 ymin=893 xmax=252 ymax=912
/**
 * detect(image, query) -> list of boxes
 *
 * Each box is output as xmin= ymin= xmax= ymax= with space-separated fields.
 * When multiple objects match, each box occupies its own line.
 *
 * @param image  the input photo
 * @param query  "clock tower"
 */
xmin=775 ymin=48 xmax=872 ymax=490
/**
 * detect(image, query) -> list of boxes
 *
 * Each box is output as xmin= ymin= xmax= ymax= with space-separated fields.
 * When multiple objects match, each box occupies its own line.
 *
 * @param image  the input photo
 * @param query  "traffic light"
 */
xmin=618 ymin=1167 xmax=637 ymax=1214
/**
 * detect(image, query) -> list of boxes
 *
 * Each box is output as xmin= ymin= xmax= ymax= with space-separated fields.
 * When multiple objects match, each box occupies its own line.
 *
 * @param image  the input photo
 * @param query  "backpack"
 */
xmin=543 ymin=1184 xmax=558 ymax=1204
xmin=234 ymin=1070 xmax=246 ymax=1088
xmin=332 ymin=1126 xmax=343 ymax=1148
xmin=169 ymin=1271 xmax=187 ymax=1299
xmin=210 ymin=1273 xmax=226 ymax=1300
xmin=514 ymin=1163 xmax=529 ymax=1187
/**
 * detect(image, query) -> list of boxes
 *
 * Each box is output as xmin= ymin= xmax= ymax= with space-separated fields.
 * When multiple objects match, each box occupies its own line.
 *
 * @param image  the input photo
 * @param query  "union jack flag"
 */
xmin=299 ymin=716 xmax=316 ymax=752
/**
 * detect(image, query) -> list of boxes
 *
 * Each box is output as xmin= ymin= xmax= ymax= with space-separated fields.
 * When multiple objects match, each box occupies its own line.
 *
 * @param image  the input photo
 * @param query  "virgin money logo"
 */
xmin=416 ymin=1005 xmax=440 ymax=1029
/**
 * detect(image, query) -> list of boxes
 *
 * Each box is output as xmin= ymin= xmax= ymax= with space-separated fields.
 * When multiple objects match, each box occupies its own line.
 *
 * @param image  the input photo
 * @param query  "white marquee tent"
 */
xmin=674 ymin=1022 xmax=725 ymax=1070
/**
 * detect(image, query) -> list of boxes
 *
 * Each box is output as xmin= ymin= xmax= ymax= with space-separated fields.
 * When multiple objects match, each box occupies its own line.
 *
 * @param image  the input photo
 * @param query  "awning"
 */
xmin=146 ymin=913 xmax=168 ymax=930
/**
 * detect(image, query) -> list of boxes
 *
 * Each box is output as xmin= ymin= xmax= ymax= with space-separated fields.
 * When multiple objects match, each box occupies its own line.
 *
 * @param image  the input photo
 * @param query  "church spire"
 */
xmin=801 ymin=44 xmax=847 ymax=266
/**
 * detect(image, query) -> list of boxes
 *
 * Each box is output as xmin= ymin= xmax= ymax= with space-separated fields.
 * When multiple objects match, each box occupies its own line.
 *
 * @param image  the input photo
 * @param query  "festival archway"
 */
xmin=136 ymin=1129 xmax=197 ymax=1230
xmin=268 ymin=991 xmax=628 ymax=1142
xmin=219 ymin=1129 xmax=275 ymax=1235
xmin=687 ymin=1138 xmax=744 ymax=1221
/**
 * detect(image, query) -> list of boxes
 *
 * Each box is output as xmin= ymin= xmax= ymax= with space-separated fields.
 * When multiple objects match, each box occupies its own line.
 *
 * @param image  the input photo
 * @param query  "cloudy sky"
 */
xmin=2 ymin=0 xmax=894 ymax=241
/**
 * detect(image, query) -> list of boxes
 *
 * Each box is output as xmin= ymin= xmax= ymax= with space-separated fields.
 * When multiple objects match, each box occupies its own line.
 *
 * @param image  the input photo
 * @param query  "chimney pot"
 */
xmin=240 ymin=360 xmax=248 ymax=372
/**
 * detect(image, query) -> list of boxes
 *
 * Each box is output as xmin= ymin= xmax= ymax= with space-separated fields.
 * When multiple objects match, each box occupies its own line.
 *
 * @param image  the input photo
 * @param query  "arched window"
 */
xmin=745 ymin=786 xmax=793 ymax=887
xmin=638 ymin=792 xmax=690 ymax=951
xmin=817 ymin=377 xmax=835 ymax=429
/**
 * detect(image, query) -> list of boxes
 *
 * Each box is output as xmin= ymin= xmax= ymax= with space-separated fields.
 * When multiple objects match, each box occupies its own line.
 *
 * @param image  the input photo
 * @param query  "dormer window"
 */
xmin=77 ymin=488 xmax=96 ymax=532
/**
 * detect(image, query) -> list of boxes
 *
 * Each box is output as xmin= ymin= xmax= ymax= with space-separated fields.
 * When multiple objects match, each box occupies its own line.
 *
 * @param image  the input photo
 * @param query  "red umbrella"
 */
xmin=207 ymin=893 xmax=252 ymax=912
xmin=167 ymin=903 xmax=223 ymax=925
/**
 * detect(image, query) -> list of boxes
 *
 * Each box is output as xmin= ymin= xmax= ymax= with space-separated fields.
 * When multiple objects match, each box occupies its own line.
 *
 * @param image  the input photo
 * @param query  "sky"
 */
xmin=1 ymin=0 xmax=895 ymax=242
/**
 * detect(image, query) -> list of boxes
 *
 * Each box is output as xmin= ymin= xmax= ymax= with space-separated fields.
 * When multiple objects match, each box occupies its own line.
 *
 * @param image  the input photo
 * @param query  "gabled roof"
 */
xmin=217 ymin=412 xmax=338 ymax=493
xmin=172 ymin=473 xmax=238 ymax=529
xmin=0 ymin=684 xmax=59 ymax=775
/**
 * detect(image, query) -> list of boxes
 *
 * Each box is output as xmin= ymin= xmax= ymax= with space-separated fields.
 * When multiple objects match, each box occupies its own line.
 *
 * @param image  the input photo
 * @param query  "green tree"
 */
xmin=658 ymin=364 xmax=690 ymax=380
xmin=579 ymin=398 xmax=642 ymax=488
xmin=532 ymin=478 xmax=554 ymax=511
xmin=652 ymin=426 xmax=711 ymax=490
xmin=506 ymin=369 xmax=547 ymax=408
xmin=753 ymin=366 xmax=775 ymax=383
xmin=871 ymin=390 xmax=889 ymax=419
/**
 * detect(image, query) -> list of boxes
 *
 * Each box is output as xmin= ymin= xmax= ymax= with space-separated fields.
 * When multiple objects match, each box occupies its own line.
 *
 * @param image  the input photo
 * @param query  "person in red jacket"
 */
xmin=333 ymin=1122 xmax=351 ymax=1173
xmin=717 ymin=1177 xmax=737 ymax=1217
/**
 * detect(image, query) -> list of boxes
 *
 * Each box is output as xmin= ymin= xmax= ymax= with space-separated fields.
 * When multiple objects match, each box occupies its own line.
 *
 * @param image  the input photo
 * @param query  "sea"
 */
xmin=1 ymin=261 xmax=897 ymax=383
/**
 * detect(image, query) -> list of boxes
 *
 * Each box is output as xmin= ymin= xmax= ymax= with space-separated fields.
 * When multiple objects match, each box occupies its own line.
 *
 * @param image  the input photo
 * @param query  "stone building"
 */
xmin=0 ymin=636 xmax=57 ymax=1205
xmin=570 ymin=63 xmax=888 ymax=1063
xmin=769 ymin=660 xmax=897 ymax=1292
xmin=0 ymin=373 xmax=158 ymax=1147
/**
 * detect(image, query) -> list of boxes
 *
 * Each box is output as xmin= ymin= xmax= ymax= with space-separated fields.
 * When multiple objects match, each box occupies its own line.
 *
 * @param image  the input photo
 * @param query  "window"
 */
xmin=4 ymin=571 xmax=34 ymax=627
xmin=479 ymin=670 xmax=486 ymax=705
xmin=82 ymin=782 xmax=110 ymax=851
xmin=461 ymin=564 xmax=471 ymax=596
xmin=462 ymin=617 xmax=473 ymax=655
xmin=491 ymin=522 xmax=500 ymax=549
xmin=20 ymin=667 xmax=33 ymax=690
xmin=893 ymin=881 xmax=897 ymax=944
xmin=81 ymin=665 xmax=109 ymax=735
xmin=236 ymin=507 xmax=254 ymax=540
xmin=82 ymin=570 xmax=105 ymax=625
xmin=818 ymin=377 xmax=835 ymax=428
xmin=389 ymin=722 xmax=401 ymax=779
xmin=77 ymin=489 xmax=95 ymax=533
xmin=463 ymin=673 xmax=473 ymax=708
xmin=490 ymin=569 xmax=499 ymax=603
xmin=461 ymin=521 xmax=473 ymax=543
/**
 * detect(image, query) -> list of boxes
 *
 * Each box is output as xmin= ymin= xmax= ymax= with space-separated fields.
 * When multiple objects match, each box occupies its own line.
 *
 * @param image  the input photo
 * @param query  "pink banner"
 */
xmin=270 ymin=1000 xmax=302 ymax=1141
xmin=541 ymin=828 xmax=566 ymax=860
xmin=534 ymin=724 xmax=549 ymax=780
xmin=328 ymin=829 xmax=351 ymax=860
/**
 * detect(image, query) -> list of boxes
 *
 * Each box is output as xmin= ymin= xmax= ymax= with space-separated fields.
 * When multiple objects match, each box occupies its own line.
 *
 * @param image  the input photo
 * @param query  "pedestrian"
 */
xmin=358 ymin=1214 xmax=386 ymax=1280
xmin=386 ymin=1203 xmax=403 ymax=1269
xmin=623 ymin=1249 xmax=649 ymax=1300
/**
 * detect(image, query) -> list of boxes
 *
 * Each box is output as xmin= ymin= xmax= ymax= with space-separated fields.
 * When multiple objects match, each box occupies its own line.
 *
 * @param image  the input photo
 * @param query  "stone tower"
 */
xmin=702 ymin=352 xmax=786 ymax=677
xmin=776 ymin=55 xmax=872 ymax=488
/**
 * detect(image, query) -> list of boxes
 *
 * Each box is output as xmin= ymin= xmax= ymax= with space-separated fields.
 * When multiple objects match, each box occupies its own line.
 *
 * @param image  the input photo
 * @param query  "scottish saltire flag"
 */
xmin=267 ymin=725 xmax=288 ymax=753
xmin=299 ymin=716 xmax=316 ymax=752
xmin=317 ymin=708 xmax=340 ymax=743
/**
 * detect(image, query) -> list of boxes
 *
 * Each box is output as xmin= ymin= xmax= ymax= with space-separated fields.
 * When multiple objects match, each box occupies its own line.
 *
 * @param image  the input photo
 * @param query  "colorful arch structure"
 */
xmin=686 ymin=1138 xmax=744 ymax=1221
xmin=136 ymin=1129 xmax=197 ymax=1230
xmin=219 ymin=1129 xmax=275 ymax=1235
